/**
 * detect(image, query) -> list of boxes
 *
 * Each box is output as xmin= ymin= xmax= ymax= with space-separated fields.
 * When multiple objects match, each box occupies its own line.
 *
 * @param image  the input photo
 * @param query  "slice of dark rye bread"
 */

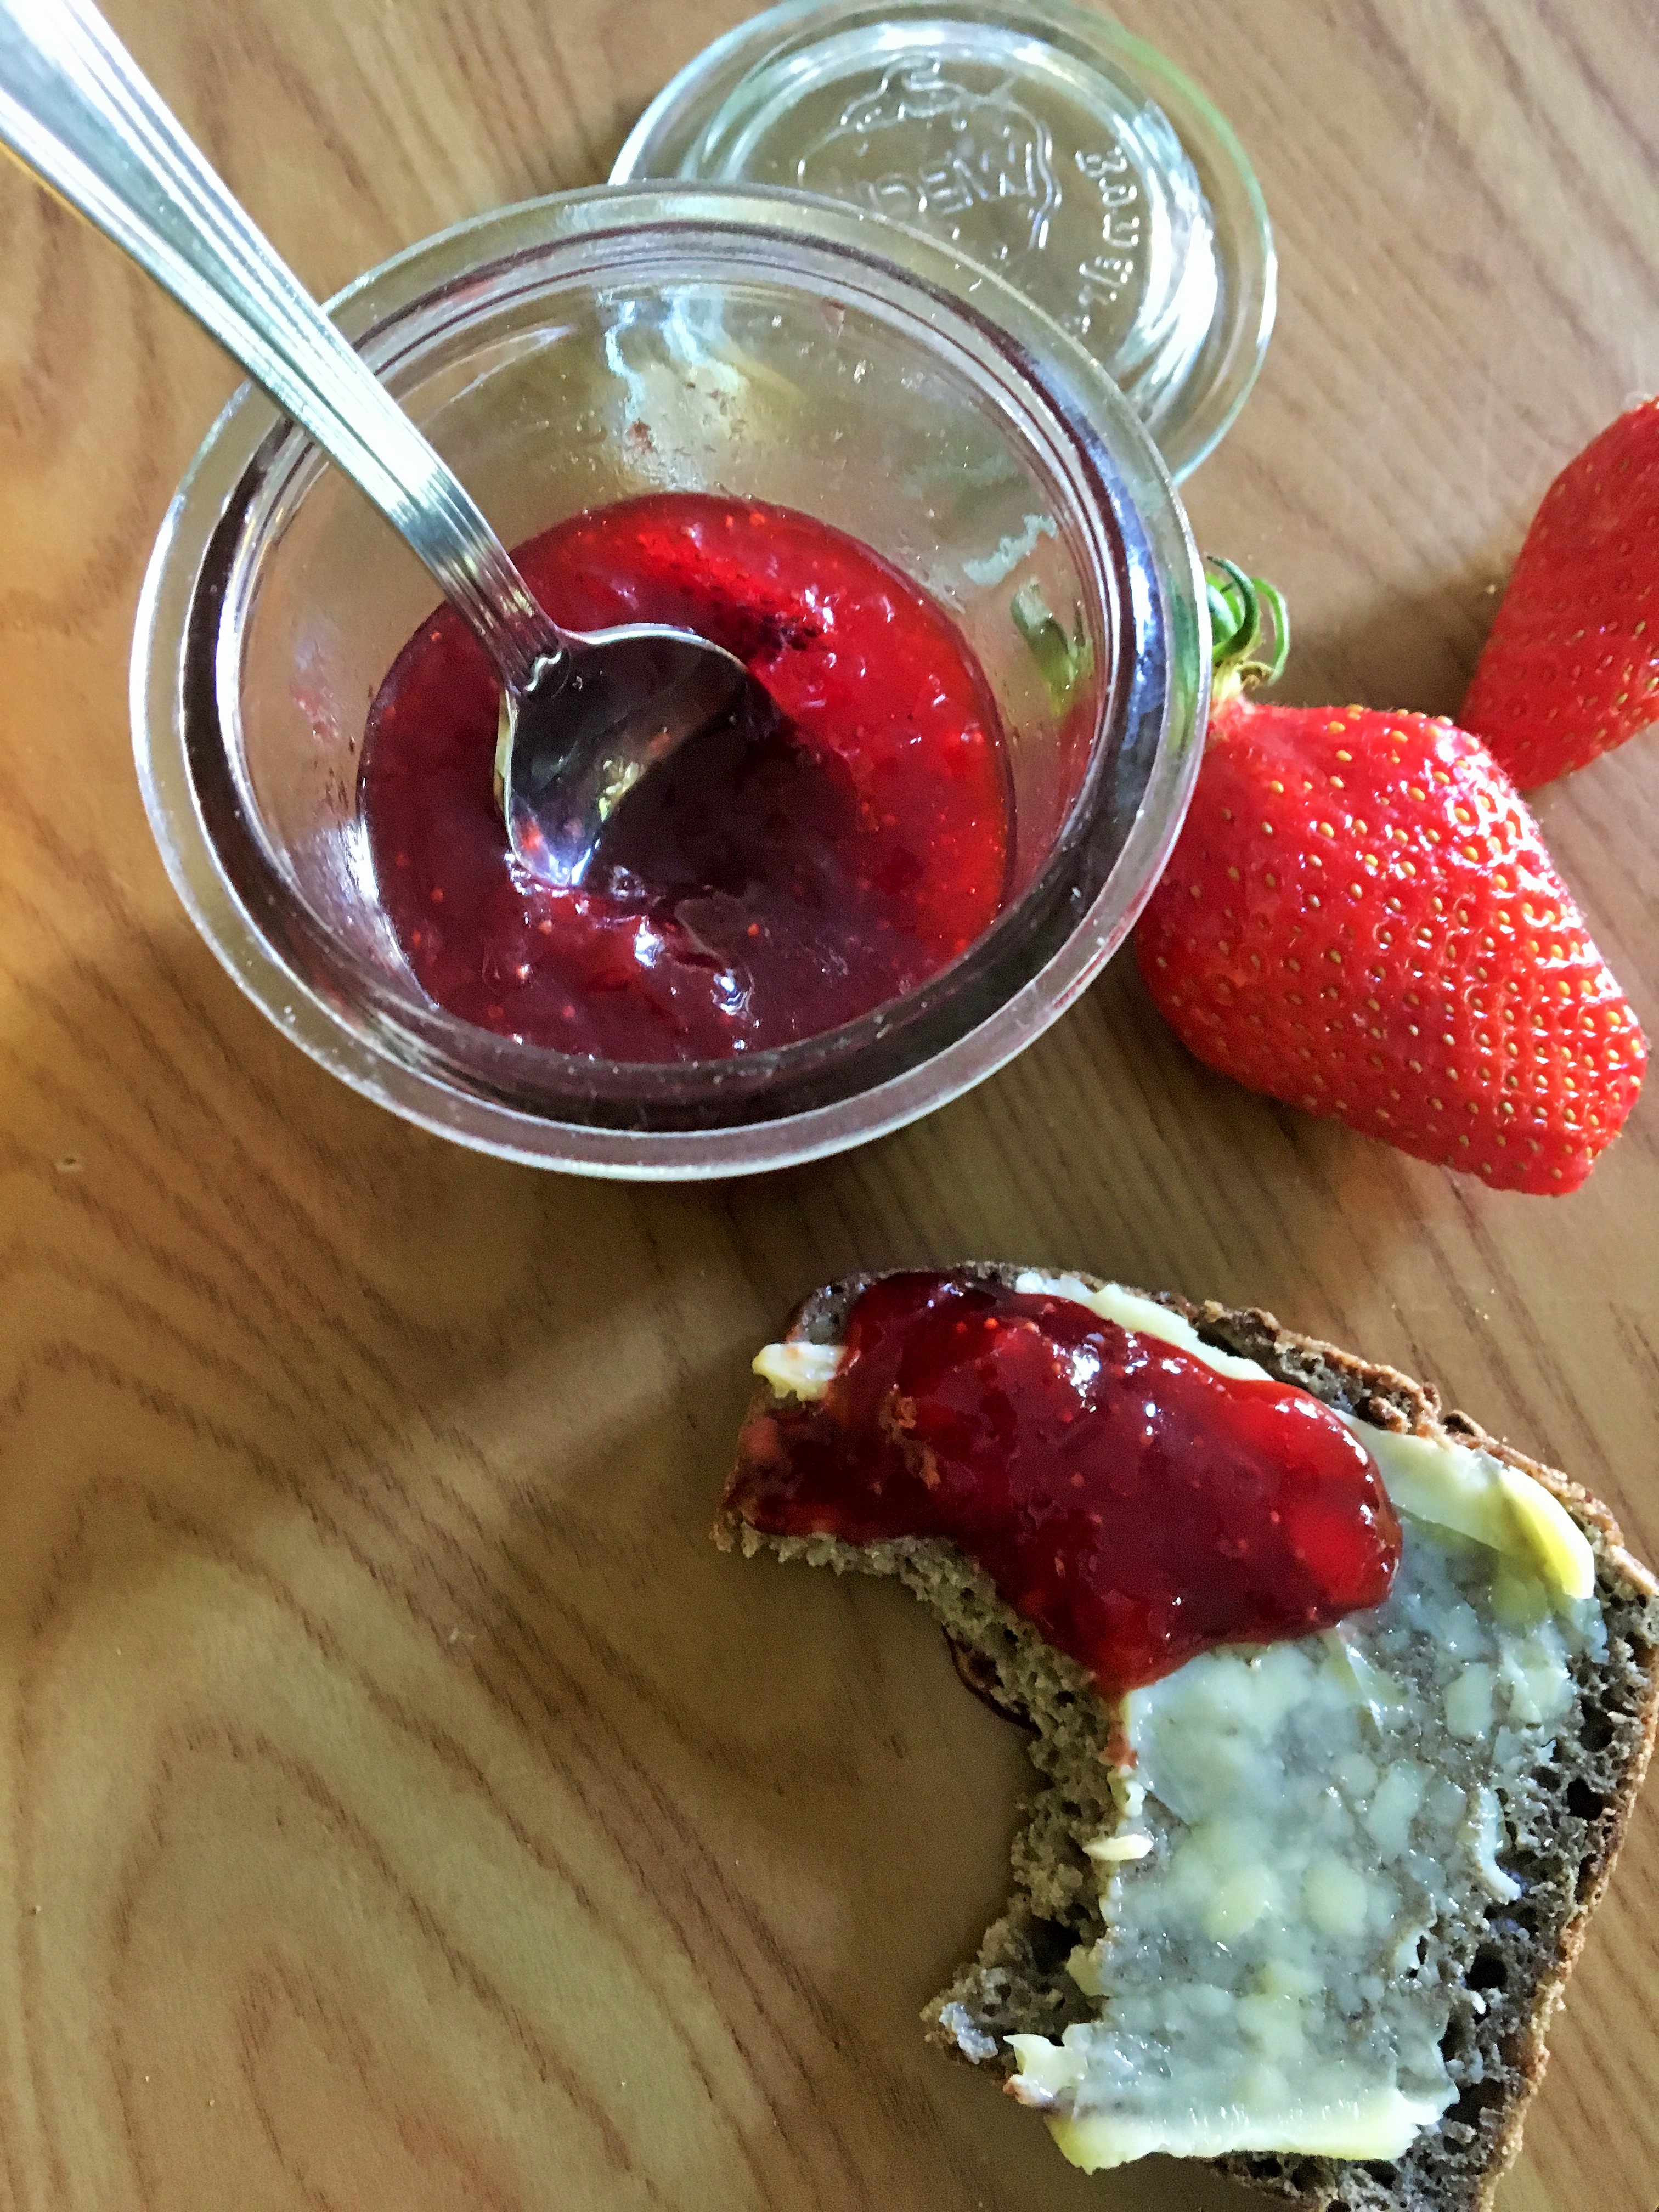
xmin=714 ymin=1266 xmax=1659 ymax=2212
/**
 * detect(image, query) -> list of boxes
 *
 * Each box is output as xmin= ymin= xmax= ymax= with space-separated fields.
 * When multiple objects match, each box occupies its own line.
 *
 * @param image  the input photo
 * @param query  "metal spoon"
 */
xmin=0 ymin=0 xmax=782 ymax=887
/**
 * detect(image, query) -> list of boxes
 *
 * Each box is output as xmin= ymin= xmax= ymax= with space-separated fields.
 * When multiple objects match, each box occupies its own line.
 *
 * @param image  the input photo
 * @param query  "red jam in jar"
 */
xmin=728 ymin=1274 xmax=1401 ymax=1696
xmin=359 ymin=493 xmax=1012 ymax=1061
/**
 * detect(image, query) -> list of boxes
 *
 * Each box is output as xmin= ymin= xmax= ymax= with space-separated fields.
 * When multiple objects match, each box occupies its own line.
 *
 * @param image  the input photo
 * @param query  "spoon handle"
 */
xmin=0 ymin=0 xmax=559 ymax=692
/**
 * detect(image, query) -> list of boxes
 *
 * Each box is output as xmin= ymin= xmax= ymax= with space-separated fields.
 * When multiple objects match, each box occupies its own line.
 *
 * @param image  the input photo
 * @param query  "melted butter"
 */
xmin=1007 ymin=1520 xmax=1606 ymax=2170
xmin=1346 ymin=1420 xmax=1593 ymax=1604
xmin=753 ymin=1339 xmax=843 ymax=1400
xmin=1012 ymin=1270 xmax=1271 ymax=1382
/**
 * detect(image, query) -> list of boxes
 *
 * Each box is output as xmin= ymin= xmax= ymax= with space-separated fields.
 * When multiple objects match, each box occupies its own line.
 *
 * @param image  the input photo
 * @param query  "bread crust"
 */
xmin=716 ymin=1266 xmax=1659 ymax=2212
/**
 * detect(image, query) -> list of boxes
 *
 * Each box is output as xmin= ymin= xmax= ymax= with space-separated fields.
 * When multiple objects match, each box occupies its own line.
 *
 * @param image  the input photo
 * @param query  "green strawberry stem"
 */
xmin=1012 ymin=558 xmax=1286 ymax=721
xmin=1205 ymin=556 xmax=1290 ymax=711
xmin=1011 ymin=579 xmax=1096 ymax=714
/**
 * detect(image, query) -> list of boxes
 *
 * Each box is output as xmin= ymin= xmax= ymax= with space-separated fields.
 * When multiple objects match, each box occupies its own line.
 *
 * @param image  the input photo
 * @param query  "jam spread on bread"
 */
xmin=359 ymin=493 xmax=1011 ymax=1060
xmin=730 ymin=1273 xmax=1401 ymax=1694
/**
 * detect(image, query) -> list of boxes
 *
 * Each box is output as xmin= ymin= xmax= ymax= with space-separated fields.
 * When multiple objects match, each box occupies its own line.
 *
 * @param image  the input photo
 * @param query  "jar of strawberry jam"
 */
xmin=135 ymin=183 xmax=1207 ymax=1175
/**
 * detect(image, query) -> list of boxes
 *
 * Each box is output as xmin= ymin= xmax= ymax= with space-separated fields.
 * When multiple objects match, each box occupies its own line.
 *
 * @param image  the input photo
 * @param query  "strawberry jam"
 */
xmin=359 ymin=493 xmax=1011 ymax=1060
xmin=729 ymin=1275 xmax=1401 ymax=1696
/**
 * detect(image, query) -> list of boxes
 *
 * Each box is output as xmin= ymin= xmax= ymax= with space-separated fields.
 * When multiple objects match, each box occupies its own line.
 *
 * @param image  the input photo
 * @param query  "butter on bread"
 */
xmin=716 ymin=1266 xmax=1659 ymax=2212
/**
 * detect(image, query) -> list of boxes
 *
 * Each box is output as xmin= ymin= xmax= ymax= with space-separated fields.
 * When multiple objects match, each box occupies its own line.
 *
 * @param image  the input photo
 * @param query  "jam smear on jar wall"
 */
xmin=727 ymin=1274 xmax=1402 ymax=1696
xmin=359 ymin=493 xmax=1013 ymax=1062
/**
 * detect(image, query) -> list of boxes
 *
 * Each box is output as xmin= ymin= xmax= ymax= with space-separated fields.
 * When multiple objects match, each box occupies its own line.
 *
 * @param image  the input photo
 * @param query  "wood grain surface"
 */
xmin=2 ymin=2 xmax=1656 ymax=2208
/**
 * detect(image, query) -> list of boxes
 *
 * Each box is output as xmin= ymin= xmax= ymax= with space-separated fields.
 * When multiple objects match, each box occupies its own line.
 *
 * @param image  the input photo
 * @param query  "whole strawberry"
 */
xmin=1138 ymin=571 xmax=1646 ymax=1194
xmin=1462 ymin=397 xmax=1659 ymax=787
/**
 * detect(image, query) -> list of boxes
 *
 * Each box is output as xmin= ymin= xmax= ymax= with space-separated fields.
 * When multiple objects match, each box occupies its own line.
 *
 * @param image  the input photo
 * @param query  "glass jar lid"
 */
xmin=612 ymin=0 xmax=1275 ymax=479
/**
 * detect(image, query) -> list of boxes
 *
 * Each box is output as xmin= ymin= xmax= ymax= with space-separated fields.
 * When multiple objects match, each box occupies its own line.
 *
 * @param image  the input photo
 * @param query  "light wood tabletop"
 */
xmin=1 ymin=2 xmax=1655 ymax=2207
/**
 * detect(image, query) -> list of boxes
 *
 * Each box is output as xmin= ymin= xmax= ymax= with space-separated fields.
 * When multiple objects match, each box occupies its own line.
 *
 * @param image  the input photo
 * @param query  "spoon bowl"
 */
xmin=495 ymin=628 xmax=785 ymax=888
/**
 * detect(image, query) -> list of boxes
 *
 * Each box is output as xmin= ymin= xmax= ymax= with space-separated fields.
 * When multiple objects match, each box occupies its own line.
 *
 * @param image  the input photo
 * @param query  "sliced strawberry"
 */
xmin=1462 ymin=398 xmax=1659 ymax=787
xmin=1137 ymin=693 xmax=1646 ymax=1194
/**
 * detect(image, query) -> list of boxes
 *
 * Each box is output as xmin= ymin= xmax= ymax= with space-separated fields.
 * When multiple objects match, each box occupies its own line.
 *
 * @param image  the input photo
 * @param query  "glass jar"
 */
xmin=133 ymin=183 xmax=1207 ymax=1177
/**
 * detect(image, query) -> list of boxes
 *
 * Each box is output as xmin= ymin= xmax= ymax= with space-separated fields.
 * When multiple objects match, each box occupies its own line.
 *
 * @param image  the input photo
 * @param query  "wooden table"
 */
xmin=2 ymin=2 xmax=1655 ymax=2207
